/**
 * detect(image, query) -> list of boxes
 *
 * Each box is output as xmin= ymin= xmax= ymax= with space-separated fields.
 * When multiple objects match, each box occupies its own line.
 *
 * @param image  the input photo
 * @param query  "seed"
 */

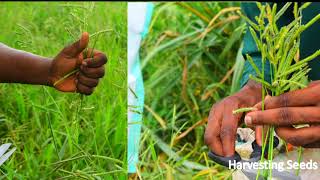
xmin=235 ymin=2 xmax=320 ymax=178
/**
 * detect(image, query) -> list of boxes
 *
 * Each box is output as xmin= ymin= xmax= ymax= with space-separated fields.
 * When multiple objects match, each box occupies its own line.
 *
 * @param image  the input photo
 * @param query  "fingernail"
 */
xmin=245 ymin=116 xmax=252 ymax=125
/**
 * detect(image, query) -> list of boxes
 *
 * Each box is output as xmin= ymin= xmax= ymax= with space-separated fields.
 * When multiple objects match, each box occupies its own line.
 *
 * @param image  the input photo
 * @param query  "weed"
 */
xmin=0 ymin=2 xmax=126 ymax=179
xmin=139 ymin=2 xmax=243 ymax=179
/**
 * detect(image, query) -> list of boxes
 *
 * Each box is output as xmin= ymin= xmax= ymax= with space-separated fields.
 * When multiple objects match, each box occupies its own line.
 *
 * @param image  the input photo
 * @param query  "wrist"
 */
xmin=44 ymin=57 xmax=54 ymax=87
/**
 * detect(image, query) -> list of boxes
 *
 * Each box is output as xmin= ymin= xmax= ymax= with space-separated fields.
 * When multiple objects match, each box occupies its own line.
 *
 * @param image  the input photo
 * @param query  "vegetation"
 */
xmin=139 ymin=2 xmax=320 ymax=179
xmin=0 ymin=2 xmax=126 ymax=179
xmin=138 ymin=2 xmax=244 ymax=179
xmin=237 ymin=2 xmax=320 ymax=178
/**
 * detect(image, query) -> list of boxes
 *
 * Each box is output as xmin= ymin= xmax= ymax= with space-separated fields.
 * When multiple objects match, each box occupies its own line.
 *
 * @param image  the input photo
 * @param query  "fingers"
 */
xmin=76 ymin=73 xmax=99 ymax=95
xmin=76 ymin=81 xmax=94 ymax=95
xmin=220 ymin=101 xmax=240 ymax=157
xmin=78 ymin=73 xmax=99 ymax=87
xmin=308 ymin=80 xmax=320 ymax=87
xmin=205 ymin=90 xmax=261 ymax=157
xmin=63 ymin=32 xmax=90 ymax=57
xmin=245 ymin=107 xmax=320 ymax=126
xmin=81 ymin=48 xmax=104 ymax=58
xmin=255 ymin=126 xmax=270 ymax=146
xmin=205 ymin=98 xmax=242 ymax=157
xmin=204 ymin=104 xmax=223 ymax=156
xmin=83 ymin=54 xmax=108 ymax=68
xmin=76 ymin=53 xmax=106 ymax=95
xmin=275 ymin=126 xmax=320 ymax=147
xmin=80 ymin=65 xmax=105 ymax=79
xmin=254 ymin=86 xmax=320 ymax=110
xmin=73 ymin=48 xmax=107 ymax=96
xmin=255 ymin=126 xmax=263 ymax=146
xmin=76 ymin=71 xmax=100 ymax=95
xmin=80 ymin=54 xmax=106 ymax=79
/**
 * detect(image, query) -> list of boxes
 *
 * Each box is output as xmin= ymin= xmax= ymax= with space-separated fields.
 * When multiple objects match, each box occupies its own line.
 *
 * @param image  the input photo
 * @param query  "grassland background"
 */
xmin=0 ymin=2 xmax=126 ymax=179
xmin=138 ymin=2 xmax=245 ymax=179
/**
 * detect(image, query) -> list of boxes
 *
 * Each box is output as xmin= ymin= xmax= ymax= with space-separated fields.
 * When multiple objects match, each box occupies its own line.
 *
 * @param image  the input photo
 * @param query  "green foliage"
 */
xmin=0 ymin=2 xmax=126 ymax=179
xmin=139 ymin=2 xmax=244 ymax=179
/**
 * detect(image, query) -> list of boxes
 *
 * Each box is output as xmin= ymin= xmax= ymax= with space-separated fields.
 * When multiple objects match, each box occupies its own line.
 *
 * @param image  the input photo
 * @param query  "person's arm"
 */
xmin=0 ymin=43 xmax=52 ymax=85
xmin=0 ymin=32 xmax=107 ymax=95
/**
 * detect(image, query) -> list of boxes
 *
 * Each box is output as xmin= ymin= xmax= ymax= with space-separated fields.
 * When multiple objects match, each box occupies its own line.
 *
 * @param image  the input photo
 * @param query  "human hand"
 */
xmin=48 ymin=32 xmax=107 ymax=95
xmin=204 ymin=80 xmax=262 ymax=157
xmin=245 ymin=81 xmax=320 ymax=148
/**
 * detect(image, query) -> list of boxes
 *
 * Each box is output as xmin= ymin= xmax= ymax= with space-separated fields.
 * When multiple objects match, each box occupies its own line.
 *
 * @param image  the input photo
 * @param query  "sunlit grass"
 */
xmin=0 ymin=2 xmax=126 ymax=179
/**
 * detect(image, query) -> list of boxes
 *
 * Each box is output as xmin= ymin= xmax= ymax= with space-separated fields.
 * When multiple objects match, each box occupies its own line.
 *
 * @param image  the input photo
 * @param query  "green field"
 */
xmin=138 ymin=2 xmax=244 ymax=179
xmin=0 ymin=2 xmax=126 ymax=179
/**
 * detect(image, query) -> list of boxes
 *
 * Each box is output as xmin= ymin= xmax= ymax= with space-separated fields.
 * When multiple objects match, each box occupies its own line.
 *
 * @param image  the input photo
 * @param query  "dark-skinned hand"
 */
xmin=204 ymin=80 xmax=263 ymax=157
xmin=245 ymin=80 xmax=320 ymax=148
xmin=49 ymin=32 xmax=107 ymax=95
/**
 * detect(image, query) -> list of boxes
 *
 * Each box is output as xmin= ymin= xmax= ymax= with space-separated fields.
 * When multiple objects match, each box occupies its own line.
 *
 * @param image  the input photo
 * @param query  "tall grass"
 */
xmin=138 ymin=2 xmax=244 ymax=179
xmin=0 ymin=2 xmax=126 ymax=179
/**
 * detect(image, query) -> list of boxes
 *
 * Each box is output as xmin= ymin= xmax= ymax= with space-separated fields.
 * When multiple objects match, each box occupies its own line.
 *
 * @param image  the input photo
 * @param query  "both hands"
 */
xmin=48 ymin=32 xmax=107 ymax=95
xmin=205 ymin=80 xmax=320 ymax=158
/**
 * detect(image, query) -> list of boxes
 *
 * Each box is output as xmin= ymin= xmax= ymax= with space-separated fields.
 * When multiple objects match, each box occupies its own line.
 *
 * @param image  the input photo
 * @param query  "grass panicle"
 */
xmin=238 ymin=2 xmax=320 ymax=179
xmin=0 ymin=2 xmax=126 ymax=179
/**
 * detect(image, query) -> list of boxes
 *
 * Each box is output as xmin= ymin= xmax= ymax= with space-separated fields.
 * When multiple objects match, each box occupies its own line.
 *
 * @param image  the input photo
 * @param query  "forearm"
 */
xmin=0 ymin=43 xmax=52 ymax=86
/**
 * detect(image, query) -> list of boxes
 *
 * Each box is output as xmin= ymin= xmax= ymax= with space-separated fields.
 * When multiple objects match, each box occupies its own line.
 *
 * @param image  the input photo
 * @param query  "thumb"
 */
xmin=63 ymin=32 xmax=89 ymax=57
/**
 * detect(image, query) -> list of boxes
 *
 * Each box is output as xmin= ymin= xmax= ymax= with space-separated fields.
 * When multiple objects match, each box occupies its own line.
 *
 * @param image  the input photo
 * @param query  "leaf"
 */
xmin=230 ymin=43 xmax=245 ymax=94
xmin=142 ymin=126 xmax=209 ymax=171
xmin=219 ymin=24 xmax=245 ymax=60
xmin=0 ymin=146 xmax=16 ymax=166
xmin=0 ymin=144 xmax=11 ymax=158
xmin=141 ymin=29 xmax=202 ymax=69
xmin=58 ymin=137 xmax=68 ymax=160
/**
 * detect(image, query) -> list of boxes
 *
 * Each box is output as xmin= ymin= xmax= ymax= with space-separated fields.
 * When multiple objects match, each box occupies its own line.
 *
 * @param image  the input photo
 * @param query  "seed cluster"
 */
xmin=237 ymin=2 xmax=320 ymax=178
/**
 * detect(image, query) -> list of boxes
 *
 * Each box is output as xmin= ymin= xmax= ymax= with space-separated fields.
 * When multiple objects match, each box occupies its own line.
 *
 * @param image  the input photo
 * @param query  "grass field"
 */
xmin=0 ymin=2 xmax=126 ymax=179
xmin=138 ymin=2 xmax=245 ymax=179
